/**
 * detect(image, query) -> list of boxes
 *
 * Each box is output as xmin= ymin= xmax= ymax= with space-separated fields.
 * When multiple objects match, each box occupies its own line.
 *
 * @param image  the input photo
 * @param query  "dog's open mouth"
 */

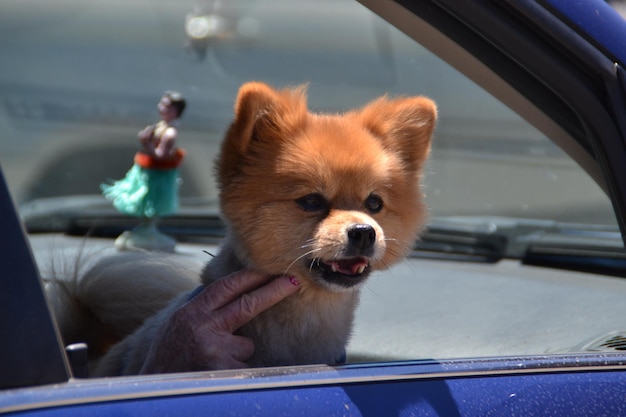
xmin=310 ymin=257 xmax=371 ymax=288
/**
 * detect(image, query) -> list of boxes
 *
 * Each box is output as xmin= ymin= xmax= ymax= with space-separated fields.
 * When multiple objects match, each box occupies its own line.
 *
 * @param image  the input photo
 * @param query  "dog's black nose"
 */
xmin=347 ymin=224 xmax=376 ymax=251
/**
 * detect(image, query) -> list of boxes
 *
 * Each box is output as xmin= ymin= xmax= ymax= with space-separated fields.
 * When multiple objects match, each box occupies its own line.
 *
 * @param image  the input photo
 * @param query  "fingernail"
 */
xmin=288 ymin=276 xmax=300 ymax=286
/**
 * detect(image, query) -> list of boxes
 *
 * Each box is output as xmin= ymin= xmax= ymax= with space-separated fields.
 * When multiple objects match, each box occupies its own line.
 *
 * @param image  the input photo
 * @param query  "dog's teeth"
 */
xmin=356 ymin=265 xmax=366 ymax=274
xmin=331 ymin=263 xmax=338 ymax=273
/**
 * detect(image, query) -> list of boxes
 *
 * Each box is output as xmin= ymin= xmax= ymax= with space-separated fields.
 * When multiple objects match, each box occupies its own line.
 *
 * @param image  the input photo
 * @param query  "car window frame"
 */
xmin=2 ymin=0 xmax=626 ymax=394
xmin=0 ymin=169 xmax=71 ymax=389
xmin=359 ymin=0 xmax=626 ymax=241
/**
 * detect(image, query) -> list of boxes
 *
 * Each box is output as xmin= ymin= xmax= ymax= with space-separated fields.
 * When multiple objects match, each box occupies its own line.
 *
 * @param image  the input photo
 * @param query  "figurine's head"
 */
xmin=159 ymin=91 xmax=187 ymax=121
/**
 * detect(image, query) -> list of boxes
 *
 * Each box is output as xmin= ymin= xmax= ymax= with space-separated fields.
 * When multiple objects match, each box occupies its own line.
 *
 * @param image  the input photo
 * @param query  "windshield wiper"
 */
xmin=415 ymin=220 xmax=507 ymax=263
xmin=414 ymin=216 xmax=626 ymax=276
xmin=22 ymin=199 xmax=626 ymax=276
xmin=20 ymin=196 xmax=226 ymax=242
xmin=522 ymin=230 xmax=626 ymax=277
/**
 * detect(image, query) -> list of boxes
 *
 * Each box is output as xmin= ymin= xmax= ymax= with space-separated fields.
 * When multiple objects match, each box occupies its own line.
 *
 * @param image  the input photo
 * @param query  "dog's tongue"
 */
xmin=328 ymin=258 xmax=368 ymax=275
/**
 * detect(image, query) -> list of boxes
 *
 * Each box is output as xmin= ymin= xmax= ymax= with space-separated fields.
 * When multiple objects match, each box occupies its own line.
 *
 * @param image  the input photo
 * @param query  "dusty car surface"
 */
xmin=2 ymin=0 xmax=626 ymax=415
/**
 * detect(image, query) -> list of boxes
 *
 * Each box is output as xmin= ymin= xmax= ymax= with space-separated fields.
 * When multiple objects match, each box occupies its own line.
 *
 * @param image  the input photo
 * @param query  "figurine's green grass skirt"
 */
xmin=101 ymin=164 xmax=179 ymax=218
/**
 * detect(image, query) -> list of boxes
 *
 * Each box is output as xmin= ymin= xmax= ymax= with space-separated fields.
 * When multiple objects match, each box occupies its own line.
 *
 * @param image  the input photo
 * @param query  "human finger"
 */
xmin=207 ymin=335 xmax=255 ymax=369
xmin=228 ymin=335 xmax=255 ymax=362
xmin=190 ymin=270 xmax=273 ymax=313
xmin=218 ymin=274 xmax=300 ymax=332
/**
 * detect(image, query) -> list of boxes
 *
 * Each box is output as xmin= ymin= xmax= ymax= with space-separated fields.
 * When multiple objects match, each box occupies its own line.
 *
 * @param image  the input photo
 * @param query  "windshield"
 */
xmin=1 ymin=0 xmax=625 ymax=375
xmin=0 ymin=0 xmax=616 ymax=227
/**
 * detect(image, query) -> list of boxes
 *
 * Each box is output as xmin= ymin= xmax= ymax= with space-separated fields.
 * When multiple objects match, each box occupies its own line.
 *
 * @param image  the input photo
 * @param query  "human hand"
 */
xmin=139 ymin=271 xmax=300 ymax=374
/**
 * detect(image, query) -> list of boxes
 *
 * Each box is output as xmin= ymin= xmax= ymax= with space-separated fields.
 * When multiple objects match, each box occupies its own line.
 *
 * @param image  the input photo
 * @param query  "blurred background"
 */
xmin=0 ymin=0 xmax=620 ymax=225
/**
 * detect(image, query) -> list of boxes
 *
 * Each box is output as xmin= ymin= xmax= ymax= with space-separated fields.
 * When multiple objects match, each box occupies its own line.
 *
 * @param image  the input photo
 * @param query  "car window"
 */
xmin=1 ymin=0 xmax=624 ymax=383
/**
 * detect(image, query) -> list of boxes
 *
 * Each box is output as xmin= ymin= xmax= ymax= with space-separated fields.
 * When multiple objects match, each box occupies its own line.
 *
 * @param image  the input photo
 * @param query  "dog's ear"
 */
xmin=225 ymin=82 xmax=308 ymax=153
xmin=218 ymin=82 xmax=308 ymax=186
xmin=356 ymin=96 xmax=437 ymax=172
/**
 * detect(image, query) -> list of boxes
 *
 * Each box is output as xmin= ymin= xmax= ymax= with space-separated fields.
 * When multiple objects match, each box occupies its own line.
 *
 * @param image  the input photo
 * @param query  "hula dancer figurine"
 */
xmin=101 ymin=91 xmax=187 ymax=251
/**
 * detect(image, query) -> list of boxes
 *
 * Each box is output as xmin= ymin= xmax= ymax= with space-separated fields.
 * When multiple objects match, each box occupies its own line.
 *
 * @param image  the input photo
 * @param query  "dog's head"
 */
xmin=217 ymin=82 xmax=436 ymax=292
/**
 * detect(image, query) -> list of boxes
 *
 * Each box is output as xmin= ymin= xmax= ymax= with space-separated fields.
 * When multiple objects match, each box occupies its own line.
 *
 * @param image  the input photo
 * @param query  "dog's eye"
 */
xmin=365 ymin=194 xmax=383 ymax=213
xmin=296 ymin=193 xmax=328 ymax=212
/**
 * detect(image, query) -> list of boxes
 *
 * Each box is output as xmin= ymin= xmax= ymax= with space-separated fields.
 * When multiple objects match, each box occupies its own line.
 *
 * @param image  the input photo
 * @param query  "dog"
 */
xmin=69 ymin=82 xmax=436 ymax=376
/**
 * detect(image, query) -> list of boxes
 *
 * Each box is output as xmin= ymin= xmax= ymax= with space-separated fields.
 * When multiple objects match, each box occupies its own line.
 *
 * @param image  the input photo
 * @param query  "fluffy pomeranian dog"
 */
xmin=81 ymin=82 xmax=436 ymax=375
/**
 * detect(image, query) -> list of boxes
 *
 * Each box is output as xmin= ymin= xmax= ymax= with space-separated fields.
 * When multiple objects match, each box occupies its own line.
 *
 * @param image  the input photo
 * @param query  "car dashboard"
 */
xmin=28 ymin=227 xmax=626 ymax=365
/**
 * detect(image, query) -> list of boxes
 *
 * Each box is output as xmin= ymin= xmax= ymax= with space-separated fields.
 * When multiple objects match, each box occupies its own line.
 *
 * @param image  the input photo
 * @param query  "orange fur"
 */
xmin=92 ymin=82 xmax=437 ymax=374
xmin=201 ymin=82 xmax=437 ymax=367
xmin=211 ymin=82 xmax=435 ymax=285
